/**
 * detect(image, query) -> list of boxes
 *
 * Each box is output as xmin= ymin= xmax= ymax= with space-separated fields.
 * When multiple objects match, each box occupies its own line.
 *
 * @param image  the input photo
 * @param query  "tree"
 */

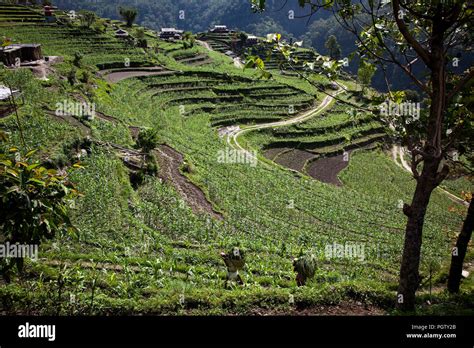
xmin=324 ymin=34 xmax=341 ymax=60
xmin=72 ymin=51 xmax=83 ymax=67
xmin=182 ymin=31 xmax=196 ymax=49
xmin=133 ymin=27 xmax=147 ymax=48
xmin=136 ymin=128 xmax=159 ymax=153
xmin=357 ymin=60 xmax=376 ymax=95
xmin=447 ymin=194 xmax=473 ymax=293
xmin=79 ymin=10 xmax=96 ymax=29
xmin=118 ymin=7 xmax=137 ymax=27
xmin=250 ymin=0 xmax=474 ymax=311
xmin=0 ymin=138 xmax=81 ymax=281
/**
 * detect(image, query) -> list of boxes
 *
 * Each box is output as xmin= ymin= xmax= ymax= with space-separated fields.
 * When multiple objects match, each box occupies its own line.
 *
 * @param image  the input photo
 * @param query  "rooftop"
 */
xmin=161 ymin=28 xmax=183 ymax=33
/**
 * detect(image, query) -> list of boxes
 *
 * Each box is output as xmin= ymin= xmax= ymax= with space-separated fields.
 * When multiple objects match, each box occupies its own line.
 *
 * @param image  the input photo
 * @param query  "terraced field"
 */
xmin=248 ymin=42 xmax=323 ymax=72
xmin=198 ymin=32 xmax=236 ymax=53
xmin=0 ymin=7 xmax=150 ymax=68
xmin=128 ymin=71 xmax=318 ymax=127
xmin=241 ymin=97 xmax=386 ymax=184
xmin=0 ymin=5 xmax=471 ymax=316
xmin=0 ymin=3 xmax=44 ymax=23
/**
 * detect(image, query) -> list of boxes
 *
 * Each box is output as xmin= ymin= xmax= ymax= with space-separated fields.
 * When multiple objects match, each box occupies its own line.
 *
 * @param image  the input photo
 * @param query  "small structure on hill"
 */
xmin=0 ymin=85 xmax=21 ymax=118
xmin=245 ymin=35 xmax=259 ymax=46
xmin=115 ymin=29 xmax=129 ymax=38
xmin=0 ymin=85 xmax=20 ymax=101
xmin=43 ymin=5 xmax=57 ymax=23
xmin=159 ymin=28 xmax=183 ymax=41
xmin=210 ymin=25 xmax=229 ymax=33
xmin=0 ymin=44 xmax=43 ymax=66
xmin=224 ymin=50 xmax=236 ymax=58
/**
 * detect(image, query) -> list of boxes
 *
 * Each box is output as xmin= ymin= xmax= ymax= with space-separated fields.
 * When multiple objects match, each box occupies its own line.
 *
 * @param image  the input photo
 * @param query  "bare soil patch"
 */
xmin=306 ymin=152 xmax=352 ymax=186
xmin=273 ymin=148 xmax=317 ymax=172
xmin=154 ymin=145 xmax=222 ymax=219
xmin=263 ymin=147 xmax=291 ymax=161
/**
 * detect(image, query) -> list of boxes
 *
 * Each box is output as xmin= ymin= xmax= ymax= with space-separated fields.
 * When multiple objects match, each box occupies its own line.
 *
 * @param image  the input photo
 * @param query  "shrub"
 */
xmin=67 ymin=68 xmax=76 ymax=85
xmin=78 ymin=70 xmax=91 ymax=84
xmin=136 ymin=128 xmax=159 ymax=153
xmin=73 ymin=52 xmax=83 ymax=68
xmin=0 ymin=143 xmax=81 ymax=281
xmin=79 ymin=10 xmax=96 ymax=29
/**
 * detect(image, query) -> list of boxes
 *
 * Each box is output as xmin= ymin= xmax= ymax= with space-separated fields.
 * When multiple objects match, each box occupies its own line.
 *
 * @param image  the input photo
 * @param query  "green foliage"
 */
xmin=67 ymin=68 xmax=76 ymax=85
xmin=293 ymin=253 xmax=317 ymax=279
xmin=0 ymin=5 xmax=470 ymax=315
xmin=78 ymin=10 xmax=96 ymax=29
xmin=136 ymin=128 xmax=159 ymax=153
xmin=182 ymin=32 xmax=195 ymax=49
xmin=78 ymin=69 xmax=91 ymax=84
xmin=325 ymin=35 xmax=341 ymax=60
xmin=133 ymin=27 xmax=145 ymax=40
xmin=244 ymin=55 xmax=272 ymax=79
xmin=118 ymin=7 xmax=138 ymax=27
xmin=0 ymin=143 xmax=80 ymax=279
xmin=357 ymin=60 xmax=376 ymax=94
xmin=73 ymin=52 xmax=83 ymax=68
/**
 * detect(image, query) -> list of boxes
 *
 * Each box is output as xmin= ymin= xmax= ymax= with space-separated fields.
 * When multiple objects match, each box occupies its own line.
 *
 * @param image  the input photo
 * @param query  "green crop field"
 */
xmin=0 ymin=3 xmax=472 ymax=319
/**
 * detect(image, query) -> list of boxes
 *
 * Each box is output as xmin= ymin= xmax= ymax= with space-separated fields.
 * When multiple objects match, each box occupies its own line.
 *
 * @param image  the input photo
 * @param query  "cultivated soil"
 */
xmin=154 ymin=144 xmax=222 ymax=219
xmin=273 ymin=148 xmax=316 ymax=172
xmin=306 ymin=152 xmax=351 ymax=186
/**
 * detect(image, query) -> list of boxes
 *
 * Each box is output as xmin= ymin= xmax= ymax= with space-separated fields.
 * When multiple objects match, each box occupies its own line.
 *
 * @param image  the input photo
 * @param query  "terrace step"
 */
xmin=272 ymin=118 xmax=381 ymax=137
xmin=266 ymin=127 xmax=385 ymax=150
xmin=308 ymin=133 xmax=386 ymax=156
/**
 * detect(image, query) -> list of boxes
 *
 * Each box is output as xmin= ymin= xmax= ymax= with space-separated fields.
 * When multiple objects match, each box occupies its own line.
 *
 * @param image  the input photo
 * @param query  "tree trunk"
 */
xmin=396 ymin=157 xmax=440 ymax=311
xmin=447 ymin=197 xmax=474 ymax=293
xmin=396 ymin=21 xmax=448 ymax=310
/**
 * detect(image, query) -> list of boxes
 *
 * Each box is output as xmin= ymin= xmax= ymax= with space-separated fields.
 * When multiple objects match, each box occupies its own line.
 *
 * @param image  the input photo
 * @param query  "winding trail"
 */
xmin=197 ymin=40 xmax=212 ymax=51
xmin=392 ymin=144 xmax=468 ymax=206
xmin=224 ymin=86 xmax=345 ymax=168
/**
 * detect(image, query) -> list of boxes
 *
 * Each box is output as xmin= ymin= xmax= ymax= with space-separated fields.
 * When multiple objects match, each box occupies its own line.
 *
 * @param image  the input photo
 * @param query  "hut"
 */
xmin=159 ymin=28 xmax=183 ymax=40
xmin=114 ymin=29 xmax=129 ymax=38
xmin=245 ymin=35 xmax=259 ymax=46
xmin=210 ymin=25 xmax=229 ymax=33
xmin=0 ymin=44 xmax=42 ymax=66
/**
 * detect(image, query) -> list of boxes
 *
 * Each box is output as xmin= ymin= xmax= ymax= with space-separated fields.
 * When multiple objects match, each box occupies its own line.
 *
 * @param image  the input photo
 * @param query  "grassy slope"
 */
xmin=0 ymin=9 xmax=472 ymax=315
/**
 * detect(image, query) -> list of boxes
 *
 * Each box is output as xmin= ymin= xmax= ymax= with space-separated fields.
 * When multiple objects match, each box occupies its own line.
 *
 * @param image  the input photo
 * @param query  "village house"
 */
xmin=210 ymin=25 xmax=229 ymax=33
xmin=159 ymin=28 xmax=184 ymax=41
xmin=43 ymin=5 xmax=57 ymax=23
xmin=114 ymin=29 xmax=129 ymax=38
xmin=0 ymin=44 xmax=42 ymax=66
xmin=245 ymin=35 xmax=259 ymax=46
